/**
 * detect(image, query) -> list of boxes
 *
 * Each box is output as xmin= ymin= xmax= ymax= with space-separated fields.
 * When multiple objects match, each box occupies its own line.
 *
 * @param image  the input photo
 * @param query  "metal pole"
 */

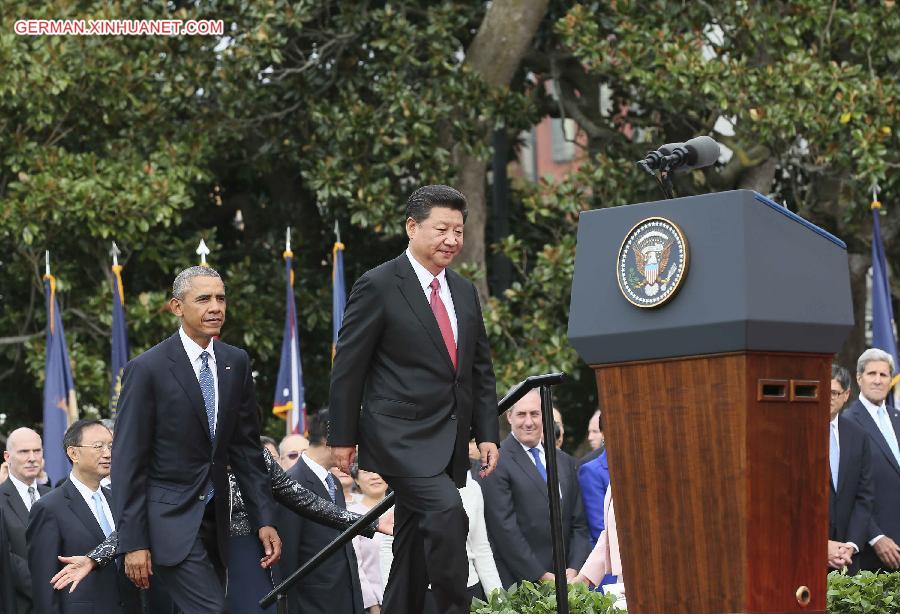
xmin=540 ymin=384 xmax=569 ymax=614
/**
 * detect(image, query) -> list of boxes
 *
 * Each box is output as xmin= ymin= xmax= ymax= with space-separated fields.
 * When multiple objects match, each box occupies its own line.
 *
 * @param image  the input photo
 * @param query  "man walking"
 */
xmin=112 ymin=266 xmax=281 ymax=611
xmin=329 ymin=185 xmax=500 ymax=614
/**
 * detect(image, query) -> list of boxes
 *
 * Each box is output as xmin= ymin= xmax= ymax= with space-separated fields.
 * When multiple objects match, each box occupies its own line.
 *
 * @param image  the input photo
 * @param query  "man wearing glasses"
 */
xmin=27 ymin=419 xmax=139 ymax=613
xmin=278 ymin=433 xmax=310 ymax=470
xmin=827 ymin=365 xmax=874 ymax=572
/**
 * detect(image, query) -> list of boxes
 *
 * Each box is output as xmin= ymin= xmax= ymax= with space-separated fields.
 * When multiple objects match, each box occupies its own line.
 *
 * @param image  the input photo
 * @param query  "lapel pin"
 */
xmin=225 ymin=365 xmax=231 ymax=371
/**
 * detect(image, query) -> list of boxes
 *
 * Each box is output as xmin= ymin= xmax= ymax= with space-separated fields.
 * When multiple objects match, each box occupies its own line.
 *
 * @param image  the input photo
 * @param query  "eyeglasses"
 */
xmin=830 ymin=390 xmax=847 ymax=399
xmin=72 ymin=443 xmax=113 ymax=452
xmin=282 ymin=452 xmax=301 ymax=460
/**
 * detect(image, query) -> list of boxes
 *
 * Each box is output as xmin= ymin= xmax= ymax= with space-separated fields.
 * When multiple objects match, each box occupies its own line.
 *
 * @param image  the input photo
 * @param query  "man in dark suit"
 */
xmin=112 ymin=266 xmax=281 ymax=612
xmin=1 ymin=427 xmax=51 ymax=613
xmin=277 ymin=409 xmax=364 ymax=614
xmin=0 ymin=506 xmax=17 ymax=614
xmin=329 ymin=185 xmax=500 ymax=614
xmin=27 ymin=419 xmax=139 ymax=613
xmin=827 ymin=364 xmax=874 ymax=571
xmin=478 ymin=389 xmax=592 ymax=589
xmin=843 ymin=349 xmax=900 ymax=571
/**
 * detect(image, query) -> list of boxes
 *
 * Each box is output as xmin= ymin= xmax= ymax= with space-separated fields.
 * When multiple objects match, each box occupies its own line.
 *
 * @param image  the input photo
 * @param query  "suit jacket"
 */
xmin=0 ymin=506 xmax=17 ymax=614
xmin=828 ymin=415 xmax=874 ymax=551
xmin=578 ymin=451 xmax=609 ymax=544
xmin=111 ymin=333 xmax=274 ymax=566
xmin=0 ymin=478 xmax=50 ymax=613
xmin=26 ymin=481 xmax=139 ymax=614
xmin=277 ymin=459 xmax=363 ymax=614
xmin=478 ymin=434 xmax=592 ymax=588
xmin=844 ymin=400 xmax=900 ymax=571
xmin=328 ymin=254 xmax=499 ymax=487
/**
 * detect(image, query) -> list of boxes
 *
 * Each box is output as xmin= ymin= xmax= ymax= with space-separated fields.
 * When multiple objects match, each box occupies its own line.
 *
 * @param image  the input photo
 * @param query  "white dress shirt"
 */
xmin=829 ymin=416 xmax=859 ymax=553
xmin=179 ymin=326 xmax=219 ymax=430
xmin=8 ymin=473 xmax=40 ymax=512
xmin=69 ymin=472 xmax=116 ymax=533
xmin=405 ymin=248 xmax=458 ymax=344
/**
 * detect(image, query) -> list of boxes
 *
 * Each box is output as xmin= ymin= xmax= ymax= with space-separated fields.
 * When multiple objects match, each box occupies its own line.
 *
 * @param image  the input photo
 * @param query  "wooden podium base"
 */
xmin=594 ymin=352 xmax=830 ymax=613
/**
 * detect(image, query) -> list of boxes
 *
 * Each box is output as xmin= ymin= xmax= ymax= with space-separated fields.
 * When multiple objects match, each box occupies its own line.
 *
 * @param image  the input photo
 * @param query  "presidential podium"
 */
xmin=568 ymin=190 xmax=854 ymax=613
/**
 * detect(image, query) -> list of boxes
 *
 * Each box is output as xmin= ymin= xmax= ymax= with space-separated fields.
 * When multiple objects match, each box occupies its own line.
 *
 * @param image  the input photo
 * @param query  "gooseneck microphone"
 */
xmin=661 ymin=136 xmax=720 ymax=173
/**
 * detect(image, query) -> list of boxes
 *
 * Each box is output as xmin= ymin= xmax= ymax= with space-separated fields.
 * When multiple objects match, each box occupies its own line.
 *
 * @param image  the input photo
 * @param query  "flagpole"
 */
xmin=197 ymin=239 xmax=210 ymax=267
xmin=109 ymin=241 xmax=129 ymax=417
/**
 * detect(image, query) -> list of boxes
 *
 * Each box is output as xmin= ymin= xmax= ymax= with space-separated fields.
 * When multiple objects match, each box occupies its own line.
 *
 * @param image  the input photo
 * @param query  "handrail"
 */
xmin=260 ymin=371 xmax=567 ymax=609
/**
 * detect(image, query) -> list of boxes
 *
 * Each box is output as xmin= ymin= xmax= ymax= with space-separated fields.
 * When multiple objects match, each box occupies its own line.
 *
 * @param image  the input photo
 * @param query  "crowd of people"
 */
xmin=2 ymin=183 xmax=899 ymax=614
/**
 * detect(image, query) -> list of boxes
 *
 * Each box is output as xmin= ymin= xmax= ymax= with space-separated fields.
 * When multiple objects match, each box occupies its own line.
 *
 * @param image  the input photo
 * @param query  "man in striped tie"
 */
xmin=330 ymin=185 xmax=501 ymax=614
xmin=26 ymin=419 xmax=139 ymax=613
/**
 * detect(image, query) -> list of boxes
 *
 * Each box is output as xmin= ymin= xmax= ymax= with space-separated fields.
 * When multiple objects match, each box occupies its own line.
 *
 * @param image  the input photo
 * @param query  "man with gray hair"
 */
xmin=112 ymin=265 xmax=282 ymax=611
xmin=843 ymin=348 xmax=900 ymax=571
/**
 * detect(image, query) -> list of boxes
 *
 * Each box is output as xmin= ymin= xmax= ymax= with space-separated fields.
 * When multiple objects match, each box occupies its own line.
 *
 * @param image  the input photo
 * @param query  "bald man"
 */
xmin=1 ymin=428 xmax=51 ymax=613
xmin=278 ymin=434 xmax=310 ymax=470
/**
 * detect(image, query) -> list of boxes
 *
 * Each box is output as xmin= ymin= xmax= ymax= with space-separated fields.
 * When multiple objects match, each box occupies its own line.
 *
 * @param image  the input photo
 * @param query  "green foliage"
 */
xmin=827 ymin=570 xmax=900 ymax=613
xmin=471 ymin=580 xmax=623 ymax=614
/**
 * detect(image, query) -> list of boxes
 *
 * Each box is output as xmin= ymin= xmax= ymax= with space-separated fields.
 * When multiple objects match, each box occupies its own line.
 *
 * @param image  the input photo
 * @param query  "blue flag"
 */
xmin=332 ymin=240 xmax=346 ymax=361
xmin=273 ymin=251 xmax=306 ymax=435
xmin=110 ymin=264 xmax=129 ymax=416
xmin=42 ymin=273 xmax=78 ymax=483
xmin=870 ymin=200 xmax=900 ymax=405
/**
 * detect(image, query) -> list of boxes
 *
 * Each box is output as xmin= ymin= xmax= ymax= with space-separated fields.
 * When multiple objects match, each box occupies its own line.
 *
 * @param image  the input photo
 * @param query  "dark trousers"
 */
xmin=381 ymin=473 xmax=469 ymax=614
xmin=424 ymin=583 xmax=486 ymax=614
xmin=153 ymin=503 xmax=225 ymax=613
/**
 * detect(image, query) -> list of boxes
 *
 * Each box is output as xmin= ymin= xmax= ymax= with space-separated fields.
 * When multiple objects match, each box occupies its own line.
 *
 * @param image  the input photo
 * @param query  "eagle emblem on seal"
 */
xmin=617 ymin=217 xmax=689 ymax=308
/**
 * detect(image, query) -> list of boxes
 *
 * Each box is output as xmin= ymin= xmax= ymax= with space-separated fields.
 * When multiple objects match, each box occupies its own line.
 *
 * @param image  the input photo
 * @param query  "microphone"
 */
xmin=661 ymin=136 xmax=720 ymax=173
xmin=636 ymin=142 xmax=684 ymax=176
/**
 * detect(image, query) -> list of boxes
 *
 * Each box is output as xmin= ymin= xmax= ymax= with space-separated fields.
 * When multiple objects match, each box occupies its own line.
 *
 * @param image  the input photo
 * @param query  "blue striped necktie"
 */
xmin=199 ymin=351 xmax=216 ymax=502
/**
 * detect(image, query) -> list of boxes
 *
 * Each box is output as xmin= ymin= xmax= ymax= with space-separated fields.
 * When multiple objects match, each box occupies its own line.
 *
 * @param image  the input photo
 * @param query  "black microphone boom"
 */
xmin=636 ymin=142 xmax=683 ymax=177
xmin=661 ymin=136 xmax=720 ymax=173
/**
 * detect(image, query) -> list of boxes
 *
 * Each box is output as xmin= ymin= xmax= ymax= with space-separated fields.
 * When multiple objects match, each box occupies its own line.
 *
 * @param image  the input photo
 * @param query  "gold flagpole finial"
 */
xmin=871 ymin=185 xmax=882 ymax=210
xmin=196 ymin=239 xmax=211 ymax=267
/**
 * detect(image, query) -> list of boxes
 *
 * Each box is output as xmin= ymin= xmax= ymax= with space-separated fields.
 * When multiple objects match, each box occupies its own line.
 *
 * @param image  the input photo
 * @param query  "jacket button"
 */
xmin=198 ymin=494 xmax=206 ymax=501
xmin=449 ymin=414 xmax=457 ymax=420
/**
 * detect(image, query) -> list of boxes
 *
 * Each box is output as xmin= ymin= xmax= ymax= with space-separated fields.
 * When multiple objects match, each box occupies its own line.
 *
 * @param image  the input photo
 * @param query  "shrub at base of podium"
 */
xmin=469 ymin=571 xmax=900 ymax=613
xmin=470 ymin=581 xmax=623 ymax=613
xmin=826 ymin=570 xmax=900 ymax=613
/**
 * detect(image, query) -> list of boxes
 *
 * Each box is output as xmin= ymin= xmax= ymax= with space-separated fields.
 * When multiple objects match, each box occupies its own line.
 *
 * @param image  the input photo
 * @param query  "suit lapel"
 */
xmin=165 ymin=334 xmax=213 ymax=444
xmin=395 ymin=256 xmax=456 ymax=372
xmin=836 ymin=423 xmax=850 ymax=494
xmin=848 ymin=402 xmax=900 ymax=477
xmin=506 ymin=437 xmax=548 ymax=501
xmin=0 ymin=481 xmax=28 ymax=526
xmin=63 ymin=480 xmax=105 ymax=543
xmin=445 ymin=270 xmax=469 ymax=373
xmin=213 ymin=341 xmax=233 ymax=452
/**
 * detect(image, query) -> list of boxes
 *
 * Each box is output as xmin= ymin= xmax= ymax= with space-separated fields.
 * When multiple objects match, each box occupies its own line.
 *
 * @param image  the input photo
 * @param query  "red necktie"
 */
xmin=429 ymin=278 xmax=457 ymax=370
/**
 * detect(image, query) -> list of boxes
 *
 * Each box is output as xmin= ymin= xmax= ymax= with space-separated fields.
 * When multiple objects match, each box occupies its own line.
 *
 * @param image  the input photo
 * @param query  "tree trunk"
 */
xmin=456 ymin=0 xmax=549 ymax=300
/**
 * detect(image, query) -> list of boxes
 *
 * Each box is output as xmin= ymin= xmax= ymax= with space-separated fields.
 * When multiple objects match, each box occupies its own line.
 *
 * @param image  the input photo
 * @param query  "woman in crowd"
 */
xmin=48 ymin=447 xmax=391 ymax=613
xmin=348 ymin=466 xmax=389 ymax=613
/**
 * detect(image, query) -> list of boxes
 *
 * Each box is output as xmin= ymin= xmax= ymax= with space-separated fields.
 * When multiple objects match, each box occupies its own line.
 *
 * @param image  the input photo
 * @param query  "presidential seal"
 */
xmin=617 ymin=217 xmax=689 ymax=308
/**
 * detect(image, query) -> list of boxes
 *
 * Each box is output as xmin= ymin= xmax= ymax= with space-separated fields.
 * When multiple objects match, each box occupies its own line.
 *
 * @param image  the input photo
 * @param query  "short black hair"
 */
xmin=260 ymin=435 xmax=277 ymax=449
xmin=307 ymin=408 xmax=330 ymax=445
xmin=832 ymin=364 xmax=851 ymax=392
xmin=63 ymin=419 xmax=109 ymax=456
xmin=405 ymin=184 xmax=467 ymax=224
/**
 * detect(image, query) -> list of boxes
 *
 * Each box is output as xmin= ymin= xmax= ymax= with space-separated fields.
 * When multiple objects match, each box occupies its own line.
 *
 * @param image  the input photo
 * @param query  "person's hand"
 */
xmin=873 ymin=536 xmax=900 ymax=569
xmin=333 ymin=446 xmax=357 ymax=474
xmin=565 ymin=568 xmax=578 ymax=580
xmin=568 ymin=573 xmax=591 ymax=586
xmin=827 ymin=540 xmax=853 ymax=569
xmin=258 ymin=526 xmax=282 ymax=568
xmin=0 ymin=461 xmax=8 ymax=484
xmin=51 ymin=556 xmax=97 ymax=592
xmin=539 ymin=572 xmax=555 ymax=582
xmin=124 ymin=549 xmax=152 ymax=589
xmin=367 ymin=606 xmax=381 ymax=614
xmin=477 ymin=442 xmax=499 ymax=479
xmin=377 ymin=509 xmax=394 ymax=536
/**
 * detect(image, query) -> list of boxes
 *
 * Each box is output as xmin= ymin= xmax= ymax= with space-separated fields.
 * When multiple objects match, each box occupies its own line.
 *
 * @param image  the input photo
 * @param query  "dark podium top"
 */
xmin=568 ymin=190 xmax=854 ymax=365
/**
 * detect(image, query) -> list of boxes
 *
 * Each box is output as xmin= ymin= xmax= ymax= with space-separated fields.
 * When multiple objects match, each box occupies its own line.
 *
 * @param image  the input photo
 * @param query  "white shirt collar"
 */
xmin=859 ymin=393 xmax=886 ymax=420
xmin=830 ymin=414 xmax=840 ymax=428
xmin=301 ymin=451 xmax=331 ymax=485
xmin=179 ymin=327 xmax=216 ymax=365
xmin=512 ymin=434 xmax=544 ymax=457
xmin=68 ymin=471 xmax=103 ymax=499
xmin=405 ymin=248 xmax=447 ymax=293
xmin=7 ymin=473 xmax=38 ymax=508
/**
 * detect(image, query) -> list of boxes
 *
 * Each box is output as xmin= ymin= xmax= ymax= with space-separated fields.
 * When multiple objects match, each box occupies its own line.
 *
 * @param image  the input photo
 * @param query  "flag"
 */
xmin=273 ymin=249 xmax=306 ymax=434
xmin=110 ymin=263 xmax=129 ymax=416
xmin=42 ymin=272 xmax=78 ymax=483
xmin=870 ymin=196 xmax=900 ymax=406
xmin=332 ymin=240 xmax=346 ymax=361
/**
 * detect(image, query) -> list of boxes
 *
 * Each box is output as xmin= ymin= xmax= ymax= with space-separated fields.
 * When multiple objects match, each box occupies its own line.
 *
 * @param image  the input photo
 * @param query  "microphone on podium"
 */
xmin=661 ymin=135 xmax=720 ymax=173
